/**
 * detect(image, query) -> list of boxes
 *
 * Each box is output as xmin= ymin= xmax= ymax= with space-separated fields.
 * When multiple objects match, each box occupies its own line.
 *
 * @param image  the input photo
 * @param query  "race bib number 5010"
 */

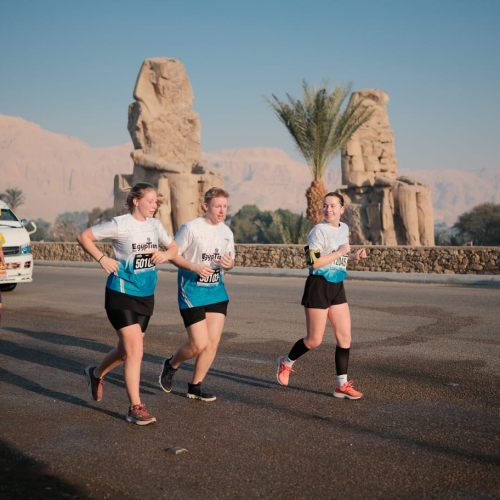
xmin=197 ymin=268 xmax=220 ymax=287
xmin=133 ymin=253 xmax=155 ymax=273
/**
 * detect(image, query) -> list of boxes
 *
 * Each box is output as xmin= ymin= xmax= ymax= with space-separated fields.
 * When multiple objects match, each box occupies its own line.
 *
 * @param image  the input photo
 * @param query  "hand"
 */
xmin=151 ymin=250 xmax=169 ymax=265
xmin=0 ymin=261 xmax=5 ymax=270
xmin=355 ymin=248 xmax=367 ymax=260
xmin=194 ymin=263 xmax=215 ymax=279
xmin=220 ymin=251 xmax=234 ymax=270
xmin=99 ymin=255 xmax=120 ymax=274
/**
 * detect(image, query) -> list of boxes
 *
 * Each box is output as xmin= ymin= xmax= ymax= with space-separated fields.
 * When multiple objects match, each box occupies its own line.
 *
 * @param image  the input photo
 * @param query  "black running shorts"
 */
xmin=301 ymin=275 xmax=347 ymax=309
xmin=105 ymin=288 xmax=154 ymax=316
xmin=180 ymin=300 xmax=229 ymax=328
xmin=106 ymin=309 xmax=151 ymax=332
xmin=104 ymin=288 xmax=153 ymax=332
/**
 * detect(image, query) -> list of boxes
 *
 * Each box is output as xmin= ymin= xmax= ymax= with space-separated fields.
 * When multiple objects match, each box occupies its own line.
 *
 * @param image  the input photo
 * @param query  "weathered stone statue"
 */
xmin=340 ymin=89 xmax=434 ymax=246
xmin=114 ymin=57 xmax=223 ymax=234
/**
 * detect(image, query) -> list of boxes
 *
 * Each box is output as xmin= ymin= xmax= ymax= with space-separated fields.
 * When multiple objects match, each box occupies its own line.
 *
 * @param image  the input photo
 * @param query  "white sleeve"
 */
xmin=307 ymin=226 xmax=325 ymax=253
xmin=174 ymin=224 xmax=192 ymax=255
xmin=342 ymin=224 xmax=350 ymax=244
xmin=228 ymin=230 xmax=235 ymax=258
xmin=222 ymin=227 xmax=235 ymax=258
xmin=156 ymin=221 xmax=173 ymax=247
xmin=91 ymin=219 xmax=119 ymax=241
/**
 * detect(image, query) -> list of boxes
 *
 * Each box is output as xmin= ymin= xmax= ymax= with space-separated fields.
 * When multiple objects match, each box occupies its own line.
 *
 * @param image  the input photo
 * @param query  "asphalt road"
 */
xmin=1 ymin=267 xmax=499 ymax=499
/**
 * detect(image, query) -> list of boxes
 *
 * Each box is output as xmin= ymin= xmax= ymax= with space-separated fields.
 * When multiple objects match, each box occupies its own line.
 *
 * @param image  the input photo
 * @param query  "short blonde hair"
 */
xmin=204 ymin=187 xmax=229 ymax=205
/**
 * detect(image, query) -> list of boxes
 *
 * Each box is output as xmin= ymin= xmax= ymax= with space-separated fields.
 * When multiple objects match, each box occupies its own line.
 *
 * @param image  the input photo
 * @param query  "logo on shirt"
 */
xmin=132 ymin=237 xmax=158 ymax=252
xmin=201 ymin=251 xmax=221 ymax=263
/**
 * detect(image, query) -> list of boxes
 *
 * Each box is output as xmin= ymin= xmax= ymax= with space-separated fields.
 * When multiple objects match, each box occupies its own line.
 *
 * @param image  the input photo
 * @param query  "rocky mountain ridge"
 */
xmin=0 ymin=114 xmax=498 ymax=226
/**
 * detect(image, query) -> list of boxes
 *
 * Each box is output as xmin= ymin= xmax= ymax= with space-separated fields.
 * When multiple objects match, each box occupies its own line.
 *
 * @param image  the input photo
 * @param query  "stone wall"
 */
xmin=32 ymin=243 xmax=500 ymax=275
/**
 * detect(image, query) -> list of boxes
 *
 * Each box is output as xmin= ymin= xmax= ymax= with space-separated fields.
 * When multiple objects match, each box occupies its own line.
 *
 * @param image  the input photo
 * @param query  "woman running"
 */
xmin=78 ymin=182 xmax=178 ymax=425
xmin=276 ymin=192 xmax=367 ymax=399
xmin=159 ymin=187 xmax=235 ymax=402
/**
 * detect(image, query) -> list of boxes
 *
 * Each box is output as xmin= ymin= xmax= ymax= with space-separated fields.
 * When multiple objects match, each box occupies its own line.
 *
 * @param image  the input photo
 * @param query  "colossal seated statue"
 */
xmin=115 ymin=57 xmax=223 ymax=234
xmin=340 ymin=89 xmax=434 ymax=246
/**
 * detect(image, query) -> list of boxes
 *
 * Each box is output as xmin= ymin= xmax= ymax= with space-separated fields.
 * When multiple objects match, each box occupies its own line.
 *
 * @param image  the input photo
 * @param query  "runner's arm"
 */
xmin=169 ymin=253 xmax=214 ymax=278
xmin=77 ymin=228 xmax=119 ymax=274
xmin=151 ymin=240 xmax=179 ymax=264
xmin=311 ymin=243 xmax=351 ymax=269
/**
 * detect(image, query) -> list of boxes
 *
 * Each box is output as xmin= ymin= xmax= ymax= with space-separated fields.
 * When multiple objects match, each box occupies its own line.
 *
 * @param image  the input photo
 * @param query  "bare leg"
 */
xmin=170 ymin=320 xmax=210 ymax=368
xmin=192 ymin=312 xmax=225 ymax=384
xmin=116 ymin=324 xmax=145 ymax=406
xmin=327 ymin=303 xmax=352 ymax=348
xmin=303 ymin=307 xmax=329 ymax=349
xmin=94 ymin=338 xmax=127 ymax=379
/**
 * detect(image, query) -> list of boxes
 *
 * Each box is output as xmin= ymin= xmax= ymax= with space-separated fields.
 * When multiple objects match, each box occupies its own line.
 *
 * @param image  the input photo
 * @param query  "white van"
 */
xmin=0 ymin=200 xmax=34 ymax=291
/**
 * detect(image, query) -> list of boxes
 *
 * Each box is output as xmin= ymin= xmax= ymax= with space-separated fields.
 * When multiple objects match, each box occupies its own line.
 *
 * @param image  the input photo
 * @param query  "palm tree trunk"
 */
xmin=306 ymin=180 xmax=328 ymax=224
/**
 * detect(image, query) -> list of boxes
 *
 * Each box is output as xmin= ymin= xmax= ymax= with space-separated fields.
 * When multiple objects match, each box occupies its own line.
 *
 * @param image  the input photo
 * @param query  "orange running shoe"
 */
xmin=276 ymin=356 xmax=295 ymax=386
xmin=125 ymin=404 xmax=156 ymax=426
xmin=333 ymin=380 xmax=363 ymax=400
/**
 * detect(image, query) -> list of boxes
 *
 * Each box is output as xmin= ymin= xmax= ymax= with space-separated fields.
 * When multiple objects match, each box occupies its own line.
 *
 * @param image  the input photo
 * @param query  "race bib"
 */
xmin=133 ymin=253 xmax=155 ymax=273
xmin=197 ymin=268 xmax=220 ymax=287
xmin=331 ymin=254 xmax=348 ymax=269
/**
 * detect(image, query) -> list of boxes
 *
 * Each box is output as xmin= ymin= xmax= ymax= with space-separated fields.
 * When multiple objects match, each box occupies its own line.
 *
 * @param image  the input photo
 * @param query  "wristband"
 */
xmin=97 ymin=255 xmax=105 ymax=263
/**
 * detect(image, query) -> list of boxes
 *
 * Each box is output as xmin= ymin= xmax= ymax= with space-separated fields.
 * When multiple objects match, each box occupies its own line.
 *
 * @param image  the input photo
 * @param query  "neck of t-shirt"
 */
xmin=202 ymin=215 xmax=219 ymax=227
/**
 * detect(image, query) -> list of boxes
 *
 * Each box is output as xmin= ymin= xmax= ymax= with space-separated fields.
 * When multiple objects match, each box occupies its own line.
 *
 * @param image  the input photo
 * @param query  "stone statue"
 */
xmin=114 ymin=57 xmax=223 ymax=234
xmin=339 ymin=89 xmax=434 ymax=246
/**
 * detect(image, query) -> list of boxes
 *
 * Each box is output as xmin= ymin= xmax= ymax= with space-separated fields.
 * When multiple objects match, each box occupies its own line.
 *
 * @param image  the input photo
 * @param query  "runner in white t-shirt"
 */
xmin=276 ymin=192 xmax=368 ymax=399
xmin=78 ymin=182 xmax=178 ymax=425
xmin=159 ymin=187 xmax=235 ymax=402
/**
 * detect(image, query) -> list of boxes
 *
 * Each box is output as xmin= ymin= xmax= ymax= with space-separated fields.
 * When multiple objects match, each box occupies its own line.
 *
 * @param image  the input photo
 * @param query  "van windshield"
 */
xmin=0 ymin=208 xmax=22 ymax=227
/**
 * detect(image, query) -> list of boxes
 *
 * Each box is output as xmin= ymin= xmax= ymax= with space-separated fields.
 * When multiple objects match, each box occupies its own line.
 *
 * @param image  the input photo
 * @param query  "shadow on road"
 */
xmin=0 ymin=439 xmax=86 ymax=499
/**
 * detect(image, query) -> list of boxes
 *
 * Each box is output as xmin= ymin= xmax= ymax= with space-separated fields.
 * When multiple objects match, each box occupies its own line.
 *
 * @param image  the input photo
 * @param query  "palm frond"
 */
xmin=264 ymin=80 xmax=372 ymax=182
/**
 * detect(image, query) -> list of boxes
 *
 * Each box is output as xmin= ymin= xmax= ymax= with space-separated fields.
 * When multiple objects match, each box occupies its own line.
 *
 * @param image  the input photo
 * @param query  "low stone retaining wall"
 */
xmin=31 ymin=242 xmax=500 ymax=275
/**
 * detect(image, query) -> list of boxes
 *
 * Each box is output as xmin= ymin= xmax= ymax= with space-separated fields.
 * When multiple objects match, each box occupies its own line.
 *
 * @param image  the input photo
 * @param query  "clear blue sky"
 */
xmin=2 ymin=0 xmax=499 ymax=171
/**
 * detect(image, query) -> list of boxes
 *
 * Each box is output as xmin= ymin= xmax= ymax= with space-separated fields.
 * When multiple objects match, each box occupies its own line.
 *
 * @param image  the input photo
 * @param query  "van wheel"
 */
xmin=0 ymin=284 xmax=17 ymax=292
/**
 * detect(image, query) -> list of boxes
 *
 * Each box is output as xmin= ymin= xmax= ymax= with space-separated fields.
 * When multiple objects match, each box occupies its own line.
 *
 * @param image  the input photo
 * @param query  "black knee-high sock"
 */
xmin=335 ymin=346 xmax=350 ymax=375
xmin=288 ymin=339 xmax=310 ymax=361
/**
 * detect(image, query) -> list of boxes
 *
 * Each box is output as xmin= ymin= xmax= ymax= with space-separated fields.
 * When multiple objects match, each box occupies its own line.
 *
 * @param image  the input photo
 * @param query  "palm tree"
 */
xmin=265 ymin=81 xmax=373 ymax=223
xmin=0 ymin=187 xmax=26 ymax=212
xmin=256 ymin=210 xmax=312 ymax=244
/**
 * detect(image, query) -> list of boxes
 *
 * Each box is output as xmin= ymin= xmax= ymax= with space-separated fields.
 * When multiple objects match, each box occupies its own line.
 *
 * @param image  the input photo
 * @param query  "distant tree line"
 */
xmin=435 ymin=203 xmax=500 ymax=246
xmin=2 ymin=187 xmax=499 ymax=246
xmin=29 ymin=207 xmax=115 ymax=242
xmin=230 ymin=205 xmax=312 ymax=244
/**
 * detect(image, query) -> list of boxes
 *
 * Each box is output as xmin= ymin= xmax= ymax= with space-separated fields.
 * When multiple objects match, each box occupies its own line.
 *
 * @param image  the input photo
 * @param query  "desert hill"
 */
xmin=0 ymin=114 xmax=132 ymax=222
xmin=0 ymin=114 xmax=498 ymax=226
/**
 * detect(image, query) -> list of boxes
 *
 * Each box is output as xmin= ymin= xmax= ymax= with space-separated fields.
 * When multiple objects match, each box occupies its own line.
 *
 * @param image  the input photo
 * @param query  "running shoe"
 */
xmin=125 ymin=404 xmax=156 ymax=426
xmin=333 ymin=380 xmax=363 ymax=400
xmin=276 ymin=356 xmax=295 ymax=386
xmin=159 ymin=356 xmax=177 ymax=393
xmin=187 ymin=382 xmax=216 ymax=402
xmin=84 ymin=365 xmax=104 ymax=402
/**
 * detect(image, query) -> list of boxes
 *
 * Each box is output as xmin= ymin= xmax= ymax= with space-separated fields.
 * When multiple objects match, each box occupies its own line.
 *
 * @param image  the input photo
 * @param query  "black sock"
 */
xmin=288 ymin=339 xmax=310 ymax=361
xmin=335 ymin=346 xmax=350 ymax=375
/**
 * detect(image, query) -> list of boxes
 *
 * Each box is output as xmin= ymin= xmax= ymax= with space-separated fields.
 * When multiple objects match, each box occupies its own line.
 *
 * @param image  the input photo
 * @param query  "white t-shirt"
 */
xmin=175 ymin=217 xmax=235 ymax=309
xmin=92 ymin=214 xmax=173 ymax=297
xmin=307 ymin=221 xmax=349 ymax=283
